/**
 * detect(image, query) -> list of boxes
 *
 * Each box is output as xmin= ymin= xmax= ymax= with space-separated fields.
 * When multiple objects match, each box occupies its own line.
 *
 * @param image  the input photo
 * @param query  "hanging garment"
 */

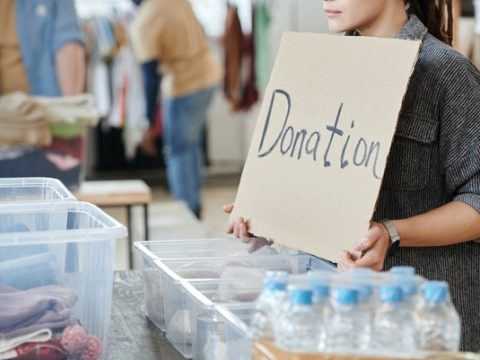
xmin=223 ymin=4 xmax=244 ymax=111
xmin=254 ymin=0 xmax=272 ymax=91
xmin=109 ymin=46 xmax=148 ymax=159
xmin=240 ymin=4 xmax=259 ymax=112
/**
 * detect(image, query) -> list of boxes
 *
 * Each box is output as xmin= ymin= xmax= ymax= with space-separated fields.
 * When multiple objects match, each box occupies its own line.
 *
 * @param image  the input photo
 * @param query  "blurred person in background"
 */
xmin=0 ymin=0 xmax=86 ymax=96
xmin=0 ymin=0 xmax=87 ymax=189
xmin=130 ymin=0 xmax=222 ymax=219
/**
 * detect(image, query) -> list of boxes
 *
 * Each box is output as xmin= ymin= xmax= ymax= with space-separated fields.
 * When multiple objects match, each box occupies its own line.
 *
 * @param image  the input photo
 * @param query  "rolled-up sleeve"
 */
xmin=441 ymin=60 xmax=480 ymax=212
xmin=53 ymin=0 xmax=86 ymax=53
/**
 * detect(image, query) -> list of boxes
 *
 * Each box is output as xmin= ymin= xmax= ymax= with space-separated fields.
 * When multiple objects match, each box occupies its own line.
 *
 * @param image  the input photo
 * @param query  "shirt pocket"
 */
xmin=382 ymin=112 xmax=438 ymax=191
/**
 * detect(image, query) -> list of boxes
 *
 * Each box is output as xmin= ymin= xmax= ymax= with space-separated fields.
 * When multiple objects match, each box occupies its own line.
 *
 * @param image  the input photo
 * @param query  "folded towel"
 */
xmin=34 ymin=94 xmax=99 ymax=127
xmin=0 ymin=328 xmax=52 ymax=353
xmin=0 ymin=285 xmax=78 ymax=340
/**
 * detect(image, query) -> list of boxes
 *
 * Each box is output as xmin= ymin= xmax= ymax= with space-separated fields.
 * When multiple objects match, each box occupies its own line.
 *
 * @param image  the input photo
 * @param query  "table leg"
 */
xmin=144 ymin=204 xmax=150 ymax=240
xmin=126 ymin=205 xmax=133 ymax=269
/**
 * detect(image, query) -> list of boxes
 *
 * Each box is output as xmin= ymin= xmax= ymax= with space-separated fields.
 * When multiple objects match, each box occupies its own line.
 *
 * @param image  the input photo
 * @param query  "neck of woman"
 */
xmin=357 ymin=4 xmax=409 ymax=39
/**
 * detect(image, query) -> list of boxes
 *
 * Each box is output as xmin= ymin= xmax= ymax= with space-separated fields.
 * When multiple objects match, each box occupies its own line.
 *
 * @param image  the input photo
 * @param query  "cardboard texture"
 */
xmin=252 ymin=340 xmax=480 ymax=360
xmin=231 ymin=32 xmax=421 ymax=261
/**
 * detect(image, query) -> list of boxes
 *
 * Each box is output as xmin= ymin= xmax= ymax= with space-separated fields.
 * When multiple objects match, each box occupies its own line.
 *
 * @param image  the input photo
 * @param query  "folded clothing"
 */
xmin=0 ymin=339 xmax=67 ymax=360
xmin=33 ymin=94 xmax=99 ymax=127
xmin=0 ymin=92 xmax=99 ymax=147
xmin=0 ymin=92 xmax=51 ymax=147
xmin=0 ymin=285 xmax=78 ymax=340
xmin=0 ymin=328 xmax=52 ymax=354
xmin=0 ymin=93 xmax=47 ymax=123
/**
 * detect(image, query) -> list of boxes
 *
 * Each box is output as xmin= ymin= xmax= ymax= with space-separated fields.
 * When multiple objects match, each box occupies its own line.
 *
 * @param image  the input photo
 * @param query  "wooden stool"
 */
xmin=75 ymin=180 xmax=152 ymax=268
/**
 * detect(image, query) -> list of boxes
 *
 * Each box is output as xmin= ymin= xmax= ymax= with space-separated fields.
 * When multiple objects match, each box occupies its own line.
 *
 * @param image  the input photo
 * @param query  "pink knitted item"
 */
xmin=60 ymin=325 xmax=88 ymax=353
xmin=79 ymin=335 xmax=102 ymax=360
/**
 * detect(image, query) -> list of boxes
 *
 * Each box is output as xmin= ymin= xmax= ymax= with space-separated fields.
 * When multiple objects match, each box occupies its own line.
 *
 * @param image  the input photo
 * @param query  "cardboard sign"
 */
xmin=230 ymin=32 xmax=420 ymax=262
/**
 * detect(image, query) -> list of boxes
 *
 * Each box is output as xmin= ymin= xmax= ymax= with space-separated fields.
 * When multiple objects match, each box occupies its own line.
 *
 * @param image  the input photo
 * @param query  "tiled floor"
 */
xmin=106 ymin=182 xmax=239 ymax=270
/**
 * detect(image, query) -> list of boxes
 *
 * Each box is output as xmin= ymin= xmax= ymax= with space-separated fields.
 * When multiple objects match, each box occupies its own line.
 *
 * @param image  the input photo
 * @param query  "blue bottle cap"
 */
xmin=390 ymin=266 xmax=416 ymax=276
xmin=265 ymin=279 xmax=287 ymax=292
xmin=352 ymin=280 xmax=373 ymax=303
xmin=395 ymin=277 xmax=418 ymax=297
xmin=379 ymin=284 xmax=403 ymax=303
xmin=266 ymin=271 xmax=289 ymax=282
xmin=290 ymin=288 xmax=314 ymax=305
xmin=310 ymin=282 xmax=330 ymax=298
xmin=334 ymin=288 xmax=359 ymax=305
xmin=308 ymin=272 xmax=330 ymax=298
xmin=423 ymin=281 xmax=448 ymax=303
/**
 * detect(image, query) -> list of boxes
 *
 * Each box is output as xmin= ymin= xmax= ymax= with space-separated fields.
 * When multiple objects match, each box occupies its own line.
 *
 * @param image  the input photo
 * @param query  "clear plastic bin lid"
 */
xmin=0 ymin=177 xmax=75 ymax=201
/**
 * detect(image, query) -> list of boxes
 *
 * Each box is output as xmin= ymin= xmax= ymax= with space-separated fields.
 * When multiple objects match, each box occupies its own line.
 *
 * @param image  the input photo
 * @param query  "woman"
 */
xmin=226 ymin=0 xmax=480 ymax=351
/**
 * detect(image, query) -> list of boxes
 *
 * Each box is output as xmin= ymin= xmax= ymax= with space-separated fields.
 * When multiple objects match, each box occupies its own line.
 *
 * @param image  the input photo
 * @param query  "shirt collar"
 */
xmin=396 ymin=14 xmax=428 ymax=41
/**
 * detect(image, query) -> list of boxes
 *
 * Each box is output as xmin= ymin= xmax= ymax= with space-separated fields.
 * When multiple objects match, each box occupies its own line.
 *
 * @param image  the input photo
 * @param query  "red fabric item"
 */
xmin=222 ymin=4 xmax=258 ymax=112
xmin=223 ymin=4 xmax=244 ymax=111
xmin=43 ymin=136 xmax=84 ymax=160
xmin=14 ymin=340 xmax=68 ymax=360
xmin=240 ymin=30 xmax=259 ymax=111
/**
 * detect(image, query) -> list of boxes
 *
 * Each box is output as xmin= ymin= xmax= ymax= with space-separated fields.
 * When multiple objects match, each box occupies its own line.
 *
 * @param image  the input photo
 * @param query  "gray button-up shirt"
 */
xmin=372 ymin=15 xmax=480 ymax=352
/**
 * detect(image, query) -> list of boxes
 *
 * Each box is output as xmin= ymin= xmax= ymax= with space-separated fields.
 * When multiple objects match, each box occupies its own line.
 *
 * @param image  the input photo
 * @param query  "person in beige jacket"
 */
xmin=131 ymin=0 xmax=222 ymax=218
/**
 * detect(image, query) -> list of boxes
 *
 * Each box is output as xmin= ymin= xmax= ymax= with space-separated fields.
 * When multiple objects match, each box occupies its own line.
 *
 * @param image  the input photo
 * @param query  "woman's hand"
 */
xmin=222 ymin=203 xmax=272 ymax=252
xmin=339 ymin=221 xmax=391 ymax=271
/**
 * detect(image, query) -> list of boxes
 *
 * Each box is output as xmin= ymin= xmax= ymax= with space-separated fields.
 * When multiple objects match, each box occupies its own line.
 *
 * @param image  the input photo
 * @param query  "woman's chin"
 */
xmin=326 ymin=22 xmax=350 ymax=34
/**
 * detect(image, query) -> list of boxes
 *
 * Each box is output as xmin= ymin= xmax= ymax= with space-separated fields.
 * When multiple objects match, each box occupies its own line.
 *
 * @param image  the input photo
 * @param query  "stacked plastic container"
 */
xmin=0 ymin=178 xmax=127 ymax=360
xmin=135 ymin=240 xmax=336 ymax=359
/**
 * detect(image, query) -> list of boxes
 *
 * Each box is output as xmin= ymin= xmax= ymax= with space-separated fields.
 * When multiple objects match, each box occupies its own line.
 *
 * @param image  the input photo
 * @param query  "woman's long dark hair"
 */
xmin=409 ymin=0 xmax=454 ymax=45
xmin=346 ymin=1 xmax=454 ymax=46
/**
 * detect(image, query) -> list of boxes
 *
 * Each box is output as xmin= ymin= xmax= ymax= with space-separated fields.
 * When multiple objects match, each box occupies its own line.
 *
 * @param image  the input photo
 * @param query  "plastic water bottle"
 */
xmin=308 ymin=276 xmax=330 ymax=351
xmin=250 ymin=272 xmax=288 ymax=340
xmin=307 ymin=270 xmax=331 ymax=308
xmin=349 ymin=272 xmax=375 ymax=351
xmin=395 ymin=276 xmax=419 ymax=311
xmin=326 ymin=288 xmax=362 ymax=353
xmin=373 ymin=284 xmax=416 ymax=352
xmin=415 ymin=281 xmax=461 ymax=352
xmin=276 ymin=287 xmax=322 ymax=352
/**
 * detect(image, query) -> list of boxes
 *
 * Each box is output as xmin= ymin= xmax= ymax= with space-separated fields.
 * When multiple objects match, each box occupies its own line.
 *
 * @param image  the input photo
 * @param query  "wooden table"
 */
xmin=75 ymin=180 xmax=152 ymax=268
xmin=109 ymin=271 xmax=184 ymax=360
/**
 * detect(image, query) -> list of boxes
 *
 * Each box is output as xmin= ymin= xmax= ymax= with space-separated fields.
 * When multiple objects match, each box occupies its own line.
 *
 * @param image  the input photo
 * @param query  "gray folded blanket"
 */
xmin=0 ymin=284 xmax=78 ymax=339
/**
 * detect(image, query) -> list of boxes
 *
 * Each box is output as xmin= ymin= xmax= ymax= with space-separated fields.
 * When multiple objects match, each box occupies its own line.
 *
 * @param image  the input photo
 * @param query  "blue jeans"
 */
xmin=162 ymin=86 xmax=216 ymax=216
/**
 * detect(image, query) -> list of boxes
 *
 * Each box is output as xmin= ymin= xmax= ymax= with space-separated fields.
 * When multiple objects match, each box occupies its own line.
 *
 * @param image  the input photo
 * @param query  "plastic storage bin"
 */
xmin=0 ymin=201 xmax=126 ymax=360
xmin=0 ymin=177 xmax=75 ymax=202
xmin=217 ymin=304 xmax=255 ymax=360
xmin=135 ymin=239 xmax=256 ymax=332
xmin=158 ymin=252 xmax=336 ymax=358
xmin=171 ymin=280 xmax=259 ymax=360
